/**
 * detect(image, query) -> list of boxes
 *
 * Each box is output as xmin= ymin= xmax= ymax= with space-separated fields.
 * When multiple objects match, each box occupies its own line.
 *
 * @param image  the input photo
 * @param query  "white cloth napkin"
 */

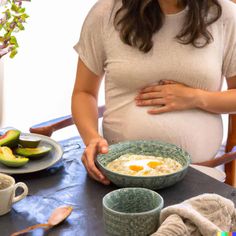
xmin=152 ymin=194 xmax=236 ymax=236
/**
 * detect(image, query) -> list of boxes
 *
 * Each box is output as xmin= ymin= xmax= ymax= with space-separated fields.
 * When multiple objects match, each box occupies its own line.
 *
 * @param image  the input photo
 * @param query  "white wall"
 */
xmin=2 ymin=0 xmax=103 ymax=138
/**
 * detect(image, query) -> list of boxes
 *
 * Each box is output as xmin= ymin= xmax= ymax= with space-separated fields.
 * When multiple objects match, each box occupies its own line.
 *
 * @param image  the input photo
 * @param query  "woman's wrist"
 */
xmin=194 ymin=89 xmax=225 ymax=113
xmin=193 ymin=88 xmax=211 ymax=110
xmin=194 ymin=88 xmax=236 ymax=114
xmin=83 ymin=133 xmax=102 ymax=146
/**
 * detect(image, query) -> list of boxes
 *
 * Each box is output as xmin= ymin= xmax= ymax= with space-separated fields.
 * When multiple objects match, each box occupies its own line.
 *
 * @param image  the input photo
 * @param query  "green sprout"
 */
xmin=0 ymin=0 xmax=30 ymax=58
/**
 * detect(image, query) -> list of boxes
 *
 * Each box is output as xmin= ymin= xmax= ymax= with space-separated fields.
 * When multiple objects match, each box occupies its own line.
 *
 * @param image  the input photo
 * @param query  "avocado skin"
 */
xmin=0 ymin=155 xmax=29 ymax=167
xmin=15 ymin=146 xmax=52 ymax=159
xmin=0 ymin=147 xmax=29 ymax=167
xmin=0 ymin=130 xmax=21 ymax=147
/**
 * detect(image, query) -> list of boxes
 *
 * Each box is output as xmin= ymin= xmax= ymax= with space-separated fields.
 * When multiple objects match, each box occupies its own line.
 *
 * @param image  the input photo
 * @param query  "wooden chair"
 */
xmin=29 ymin=106 xmax=236 ymax=187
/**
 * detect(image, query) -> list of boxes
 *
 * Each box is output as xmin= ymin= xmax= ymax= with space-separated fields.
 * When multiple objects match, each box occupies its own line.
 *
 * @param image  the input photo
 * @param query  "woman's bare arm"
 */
xmin=72 ymin=58 xmax=102 ymax=145
xmin=71 ymin=58 xmax=110 ymax=185
xmin=195 ymin=75 xmax=236 ymax=114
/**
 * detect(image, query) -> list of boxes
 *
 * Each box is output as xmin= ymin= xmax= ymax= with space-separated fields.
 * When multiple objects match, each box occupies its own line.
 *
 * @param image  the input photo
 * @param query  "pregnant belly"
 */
xmin=103 ymin=104 xmax=223 ymax=163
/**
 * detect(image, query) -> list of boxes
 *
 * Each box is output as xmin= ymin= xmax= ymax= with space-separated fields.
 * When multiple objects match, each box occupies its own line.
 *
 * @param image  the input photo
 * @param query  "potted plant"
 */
xmin=0 ymin=0 xmax=30 ymax=125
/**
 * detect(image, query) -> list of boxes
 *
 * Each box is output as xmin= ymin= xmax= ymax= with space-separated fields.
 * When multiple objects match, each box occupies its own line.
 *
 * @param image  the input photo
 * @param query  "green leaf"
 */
xmin=10 ymin=36 xmax=18 ymax=47
xmin=4 ymin=31 xmax=11 ymax=39
xmin=17 ymin=22 xmax=24 ymax=30
xmin=20 ymin=13 xmax=29 ymax=21
xmin=19 ymin=8 xmax=26 ymax=13
xmin=5 ymin=9 xmax=11 ymax=19
xmin=10 ymin=49 xmax=18 ymax=58
xmin=11 ymin=3 xmax=20 ymax=13
xmin=14 ymin=17 xmax=18 ymax=23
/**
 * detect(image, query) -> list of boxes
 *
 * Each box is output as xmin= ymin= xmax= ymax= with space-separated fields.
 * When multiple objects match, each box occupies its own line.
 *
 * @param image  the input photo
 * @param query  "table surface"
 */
xmin=0 ymin=136 xmax=236 ymax=236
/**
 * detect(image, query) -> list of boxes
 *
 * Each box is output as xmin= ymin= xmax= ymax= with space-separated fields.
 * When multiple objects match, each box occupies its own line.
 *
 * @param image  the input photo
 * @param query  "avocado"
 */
xmin=15 ymin=146 xmax=52 ymax=159
xmin=0 ymin=130 xmax=21 ymax=147
xmin=19 ymin=134 xmax=41 ymax=148
xmin=0 ymin=147 xmax=29 ymax=167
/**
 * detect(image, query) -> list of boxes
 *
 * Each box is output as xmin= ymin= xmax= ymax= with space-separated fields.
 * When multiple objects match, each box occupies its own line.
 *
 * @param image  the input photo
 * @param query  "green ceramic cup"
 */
xmin=103 ymin=187 xmax=164 ymax=236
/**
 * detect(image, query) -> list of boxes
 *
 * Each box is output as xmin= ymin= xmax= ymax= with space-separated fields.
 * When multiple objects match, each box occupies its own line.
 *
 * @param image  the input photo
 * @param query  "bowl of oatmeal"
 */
xmin=96 ymin=140 xmax=191 ymax=190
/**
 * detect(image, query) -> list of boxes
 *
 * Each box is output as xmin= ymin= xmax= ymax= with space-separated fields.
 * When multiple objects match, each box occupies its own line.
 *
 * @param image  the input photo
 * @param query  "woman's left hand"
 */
xmin=135 ymin=80 xmax=200 ymax=114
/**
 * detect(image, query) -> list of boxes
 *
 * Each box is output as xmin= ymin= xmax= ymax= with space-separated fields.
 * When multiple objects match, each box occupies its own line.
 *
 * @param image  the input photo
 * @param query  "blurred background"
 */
xmin=0 ymin=0 xmax=228 ymax=142
xmin=1 ymin=0 xmax=104 ymax=139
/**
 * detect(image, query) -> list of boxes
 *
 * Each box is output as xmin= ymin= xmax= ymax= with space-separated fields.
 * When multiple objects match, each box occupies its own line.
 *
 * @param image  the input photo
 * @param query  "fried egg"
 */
xmin=106 ymin=154 xmax=182 ymax=176
xmin=124 ymin=159 xmax=163 ymax=171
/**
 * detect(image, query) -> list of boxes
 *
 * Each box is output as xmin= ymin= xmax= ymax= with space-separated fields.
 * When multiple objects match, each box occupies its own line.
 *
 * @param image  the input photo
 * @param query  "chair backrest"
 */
xmin=29 ymin=107 xmax=236 ymax=186
xmin=29 ymin=106 xmax=105 ymax=137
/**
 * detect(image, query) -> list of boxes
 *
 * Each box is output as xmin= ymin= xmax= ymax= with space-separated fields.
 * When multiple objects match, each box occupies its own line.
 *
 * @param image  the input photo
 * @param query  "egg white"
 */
xmin=123 ymin=159 xmax=161 ymax=170
xmin=106 ymin=154 xmax=182 ymax=176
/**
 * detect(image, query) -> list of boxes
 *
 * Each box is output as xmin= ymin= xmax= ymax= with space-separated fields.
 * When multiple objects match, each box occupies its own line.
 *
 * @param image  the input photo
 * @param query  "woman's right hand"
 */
xmin=82 ymin=137 xmax=110 ymax=185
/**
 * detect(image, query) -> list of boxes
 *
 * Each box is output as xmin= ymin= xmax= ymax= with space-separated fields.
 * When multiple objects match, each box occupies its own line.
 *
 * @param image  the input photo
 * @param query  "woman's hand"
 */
xmin=135 ymin=80 xmax=200 ymax=114
xmin=82 ymin=137 xmax=110 ymax=185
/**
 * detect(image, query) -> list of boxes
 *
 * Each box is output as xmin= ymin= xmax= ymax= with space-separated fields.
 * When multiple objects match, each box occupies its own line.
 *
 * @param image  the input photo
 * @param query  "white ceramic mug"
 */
xmin=0 ymin=173 xmax=28 ymax=216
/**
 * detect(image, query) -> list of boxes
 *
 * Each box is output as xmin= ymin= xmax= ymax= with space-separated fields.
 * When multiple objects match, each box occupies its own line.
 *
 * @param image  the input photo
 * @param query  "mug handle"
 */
xmin=13 ymin=182 xmax=28 ymax=203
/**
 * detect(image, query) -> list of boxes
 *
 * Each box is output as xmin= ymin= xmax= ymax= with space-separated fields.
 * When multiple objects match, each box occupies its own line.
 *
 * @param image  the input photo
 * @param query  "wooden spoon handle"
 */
xmin=10 ymin=223 xmax=51 ymax=236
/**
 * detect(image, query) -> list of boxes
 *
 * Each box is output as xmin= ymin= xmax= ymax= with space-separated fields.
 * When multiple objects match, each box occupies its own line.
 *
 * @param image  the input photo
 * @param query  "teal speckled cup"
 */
xmin=103 ymin=188 xmax=164 ymax=236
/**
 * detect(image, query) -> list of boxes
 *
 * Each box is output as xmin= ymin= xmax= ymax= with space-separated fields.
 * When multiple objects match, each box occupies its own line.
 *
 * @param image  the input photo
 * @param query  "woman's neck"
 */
xmin=158 ymin=0 xmax=185 ymax=14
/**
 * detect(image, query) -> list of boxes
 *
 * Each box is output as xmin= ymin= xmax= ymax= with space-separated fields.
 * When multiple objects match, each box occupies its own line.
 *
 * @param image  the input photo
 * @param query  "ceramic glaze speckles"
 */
xmin=103 ymin=187 xmax=164 ymax=236
xmin=96 ymin=140 xmax=191 ymax=190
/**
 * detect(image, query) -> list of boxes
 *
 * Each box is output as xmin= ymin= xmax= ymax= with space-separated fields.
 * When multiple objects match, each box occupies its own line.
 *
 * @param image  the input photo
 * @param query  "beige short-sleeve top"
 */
xmin=74 ymin=0 xmax=236 ymax=162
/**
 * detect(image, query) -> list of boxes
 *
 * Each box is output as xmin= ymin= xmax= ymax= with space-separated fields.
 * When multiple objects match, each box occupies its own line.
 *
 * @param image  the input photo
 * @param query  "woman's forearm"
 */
xmin=196 ymin=89 xmax=236 ymax=114
xmin=71 ymin=92 xmax=101 ymax=146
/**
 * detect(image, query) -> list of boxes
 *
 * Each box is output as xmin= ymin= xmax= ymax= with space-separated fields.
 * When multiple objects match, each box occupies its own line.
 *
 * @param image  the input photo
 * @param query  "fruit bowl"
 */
xmin=96 ymin=140 xmax=191 ymax=190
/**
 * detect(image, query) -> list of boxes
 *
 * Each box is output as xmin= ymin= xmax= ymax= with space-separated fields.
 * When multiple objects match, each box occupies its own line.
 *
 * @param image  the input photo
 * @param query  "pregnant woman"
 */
xmin=72 ymin=0 xmax=236 ymax=184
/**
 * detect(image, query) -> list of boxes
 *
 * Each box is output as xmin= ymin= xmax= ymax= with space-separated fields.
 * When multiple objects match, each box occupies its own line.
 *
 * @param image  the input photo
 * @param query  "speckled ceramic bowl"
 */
xmin=96 ymin=140 xmax=191 ymax=190
xmin=103 ymin=187 xmax=164 ymax=236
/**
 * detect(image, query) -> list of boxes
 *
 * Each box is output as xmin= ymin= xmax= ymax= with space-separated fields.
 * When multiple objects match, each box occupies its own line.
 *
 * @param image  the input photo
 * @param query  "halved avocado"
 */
xmin=0 ymin=147 xmax=29 ymax=167
xmin=15 ymin=146 xmax=52 ymax=159
xmin=19 ymin=134 xmax=41 ymax=148
xmin=0 ymin=130 xmax=21 ymax=147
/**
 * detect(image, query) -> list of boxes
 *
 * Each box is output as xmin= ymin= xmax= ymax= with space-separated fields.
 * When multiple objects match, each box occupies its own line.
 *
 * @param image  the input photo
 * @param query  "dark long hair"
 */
xmin=114 ymin=0 xmax=222 ymax=52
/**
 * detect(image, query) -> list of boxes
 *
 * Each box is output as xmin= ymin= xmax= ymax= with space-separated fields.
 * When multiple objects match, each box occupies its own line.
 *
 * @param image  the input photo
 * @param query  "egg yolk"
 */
xmin=129 ymin=165 xmax=144 ymax=171
xmin=147 ymin=161 xmax=162 ymax=169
